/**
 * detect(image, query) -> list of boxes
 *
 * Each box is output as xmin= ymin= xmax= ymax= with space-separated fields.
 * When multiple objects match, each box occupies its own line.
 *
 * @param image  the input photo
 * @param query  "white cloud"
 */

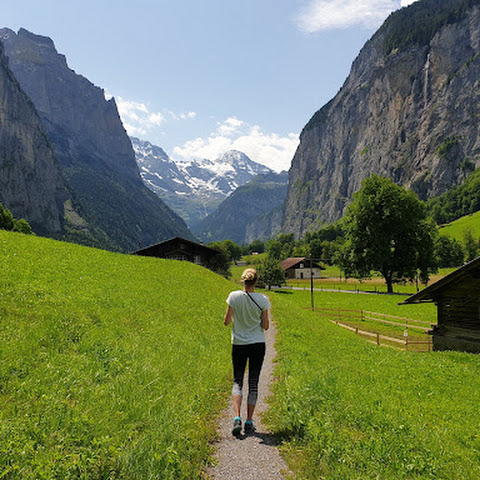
xmin=294 ymin=0 xmax=419 ymax=33
xmin=217 ymin=117 xmax=245 ymax=136
xmin=112 ymin=94 xmax=197 ymax=139
xmin=168 ymin=110 xmax=197 ymax=121
xmin=173 ymin=117 xmax=299 ymax=172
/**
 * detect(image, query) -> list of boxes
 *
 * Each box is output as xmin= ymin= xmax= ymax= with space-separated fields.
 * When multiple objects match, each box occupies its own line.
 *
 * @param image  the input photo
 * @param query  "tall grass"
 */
xmin=266 ymin=290 xmax=480 ymax=479
xmin=0 ymin=230 xmax=235 ymax=479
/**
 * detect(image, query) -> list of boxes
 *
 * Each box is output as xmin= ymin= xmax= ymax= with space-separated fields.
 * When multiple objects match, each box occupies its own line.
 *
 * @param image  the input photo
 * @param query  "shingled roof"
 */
xmin=280 ymin=257 xmax=325 ymax=271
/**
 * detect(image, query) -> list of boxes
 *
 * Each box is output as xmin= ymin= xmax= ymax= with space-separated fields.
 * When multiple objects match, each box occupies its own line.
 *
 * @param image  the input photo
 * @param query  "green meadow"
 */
xmin=439 ymin=209 xmax=480 ymax=241
xmin=2 ymin=230 xmax=480 ymax=479
xmin=266 ymin=290 xmax=480 ymax=479
xmin=0 ymin=230 xmax=235 ymax=479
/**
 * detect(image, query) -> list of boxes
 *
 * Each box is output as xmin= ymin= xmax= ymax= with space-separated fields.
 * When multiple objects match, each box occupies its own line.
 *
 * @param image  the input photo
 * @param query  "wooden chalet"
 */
xmin=402 ymin=257 xmax=480 ymax=353
xmin=134 ymin=236 xmax=217 ymax=267
xmin=281 ymin=257 xmax=325 ymax=280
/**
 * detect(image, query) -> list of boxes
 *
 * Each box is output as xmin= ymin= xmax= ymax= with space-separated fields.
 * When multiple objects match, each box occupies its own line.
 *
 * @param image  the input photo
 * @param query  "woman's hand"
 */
xmin=224 ymin=305 xmax=233 ymax=326
xmin=261 ymin=310 xmax=269 ymax=331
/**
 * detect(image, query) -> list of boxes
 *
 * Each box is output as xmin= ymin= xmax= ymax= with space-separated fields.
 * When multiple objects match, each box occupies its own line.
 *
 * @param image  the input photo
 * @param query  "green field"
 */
xmin=266 ymin=290 xmax=480 ymax=479
xmin=0 ymin=230 xmax=235 ymax=479
xmin=2 ymin=230 xmax=480 ymax=479
xmin=439 ymin=209 xmax=480 ymax=241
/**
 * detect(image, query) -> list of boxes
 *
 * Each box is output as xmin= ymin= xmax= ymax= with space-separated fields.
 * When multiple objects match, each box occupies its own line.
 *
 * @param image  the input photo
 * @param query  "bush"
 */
xmin=0 ymin=203 xmax=32 ymax=234
xmin=13 ymin=218 xmax=33 ymax=235
xmin=0 ymin=203 xmax=14 ymax=230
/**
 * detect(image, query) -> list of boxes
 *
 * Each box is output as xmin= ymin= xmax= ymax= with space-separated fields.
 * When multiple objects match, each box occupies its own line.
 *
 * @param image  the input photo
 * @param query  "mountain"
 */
xmin=283 ymin=0 xmax=480 ymax=238
xmin=192 ymin=171 xmax=288 ymax=244
xmin=244 ymin=205 xmax=284 ymax=244
xmin=0 ymin=39 xmax=67 ymax=235
xmin=131 ymin=137 xmax=272 ymax=226
xmin=0 ymin=28 xmax=192 ymax=250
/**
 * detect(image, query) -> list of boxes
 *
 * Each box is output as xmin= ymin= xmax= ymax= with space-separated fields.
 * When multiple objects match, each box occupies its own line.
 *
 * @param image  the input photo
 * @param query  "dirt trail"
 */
xmin=206 ymin=321 xmax=292 ymax=480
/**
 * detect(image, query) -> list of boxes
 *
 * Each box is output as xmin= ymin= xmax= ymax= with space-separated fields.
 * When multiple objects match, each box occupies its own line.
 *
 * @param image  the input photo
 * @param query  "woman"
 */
xmin=224 ymin=268 xmax=270 ymax=436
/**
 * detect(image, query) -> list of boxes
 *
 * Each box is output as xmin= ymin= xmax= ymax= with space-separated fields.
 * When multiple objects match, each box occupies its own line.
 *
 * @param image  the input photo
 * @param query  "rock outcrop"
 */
xmin=283 ymin=1 xmax=480 ymax=237
xmin=0 ymin=40 xmax=66 ymax=234
xmin=1 ymin=28 xmax=192 ymax=250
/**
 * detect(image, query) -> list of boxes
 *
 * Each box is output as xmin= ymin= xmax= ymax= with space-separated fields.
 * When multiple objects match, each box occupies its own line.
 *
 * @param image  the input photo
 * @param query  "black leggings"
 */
xmin=231 ymin=342 xmax=266 ymax=405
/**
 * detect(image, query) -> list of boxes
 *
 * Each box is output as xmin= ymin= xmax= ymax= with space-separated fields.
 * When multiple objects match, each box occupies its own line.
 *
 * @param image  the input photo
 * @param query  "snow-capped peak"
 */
xmin=130 ymin=138 xmax=273 ymax=225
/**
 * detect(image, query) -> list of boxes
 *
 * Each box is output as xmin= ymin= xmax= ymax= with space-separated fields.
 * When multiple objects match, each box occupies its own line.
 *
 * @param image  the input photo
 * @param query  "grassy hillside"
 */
xmin=266 ymin=290 xmax=480 ymax=479
xmin=438 ymin=209 xmax=480 ymax=242
xmin=0 ymin=230 xmax=234 ymax=479
xmin=4 ymin=229 xmax=480 ymax=479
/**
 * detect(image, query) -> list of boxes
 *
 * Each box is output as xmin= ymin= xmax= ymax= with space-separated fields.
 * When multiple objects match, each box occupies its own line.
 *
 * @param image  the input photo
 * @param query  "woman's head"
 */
xmin=241 ymin=268 xmax=258 ymax=287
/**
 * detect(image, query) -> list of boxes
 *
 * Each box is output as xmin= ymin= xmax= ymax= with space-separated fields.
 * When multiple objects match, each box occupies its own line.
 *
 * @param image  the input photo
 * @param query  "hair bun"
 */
xmin=241 ymin=268 xmax=258 ymax=283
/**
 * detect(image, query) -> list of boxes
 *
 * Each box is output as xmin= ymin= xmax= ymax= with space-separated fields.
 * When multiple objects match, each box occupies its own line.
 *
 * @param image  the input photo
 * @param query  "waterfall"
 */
xmin=424 ymin=52 xmax=431 ymax=104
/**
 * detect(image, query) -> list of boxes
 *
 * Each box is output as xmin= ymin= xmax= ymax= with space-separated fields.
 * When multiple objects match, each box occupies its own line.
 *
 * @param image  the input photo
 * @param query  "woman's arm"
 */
xmin=224 ymin=305 xmax=233 ymax=326
xmin=261 ymin=309 xmax=269 ymax=331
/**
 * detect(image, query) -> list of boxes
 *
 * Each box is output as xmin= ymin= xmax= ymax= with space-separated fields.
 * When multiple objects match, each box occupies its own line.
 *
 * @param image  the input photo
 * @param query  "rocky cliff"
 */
xmin=0 ymin=40 xmax=66 ymax=234
xmin=283 ymin=0 xmax=480 ymax=237
xmin=1 ymin=28 xmax=192 ymax=250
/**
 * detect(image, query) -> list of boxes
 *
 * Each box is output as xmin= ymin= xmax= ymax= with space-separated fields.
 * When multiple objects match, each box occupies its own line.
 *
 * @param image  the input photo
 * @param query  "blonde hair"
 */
xmin=241 ymin=268 xmax=258 ymax=286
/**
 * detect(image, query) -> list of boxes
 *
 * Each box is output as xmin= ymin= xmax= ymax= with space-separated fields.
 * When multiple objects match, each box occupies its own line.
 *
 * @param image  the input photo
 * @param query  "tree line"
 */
xmin=209 ymin=174 xmax=479 ymax=293
xmin=427 ymin=167 xmax=480 ymax=224
xmin=381 ymin=0 xmax=480 ymax=56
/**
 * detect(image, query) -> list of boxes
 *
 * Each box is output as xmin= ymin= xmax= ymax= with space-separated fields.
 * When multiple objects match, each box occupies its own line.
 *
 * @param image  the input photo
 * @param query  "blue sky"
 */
xmin=2 ymin=0 xmax=417 ymax=171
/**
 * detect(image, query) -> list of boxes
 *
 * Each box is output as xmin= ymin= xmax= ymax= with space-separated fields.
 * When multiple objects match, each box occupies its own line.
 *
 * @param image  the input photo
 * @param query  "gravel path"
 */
xmin=206 ymin=321 xmax=292 ymax=480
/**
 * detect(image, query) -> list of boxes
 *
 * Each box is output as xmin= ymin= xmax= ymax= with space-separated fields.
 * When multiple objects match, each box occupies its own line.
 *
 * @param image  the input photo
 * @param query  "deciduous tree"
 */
xmin=257 ymin=256 xmax=285 ymax=290
xmin=339 ymin=175 xmax=437 ymax=293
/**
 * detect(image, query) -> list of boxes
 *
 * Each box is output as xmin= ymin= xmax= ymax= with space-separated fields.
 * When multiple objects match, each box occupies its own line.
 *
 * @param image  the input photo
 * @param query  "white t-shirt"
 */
xmin=226 ymin=290 xmax=270 ymax=345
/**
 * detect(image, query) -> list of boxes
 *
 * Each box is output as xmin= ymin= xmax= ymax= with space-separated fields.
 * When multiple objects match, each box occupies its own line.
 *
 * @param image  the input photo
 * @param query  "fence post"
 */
xmin=376 ymin=333 xmax=380 ymax=345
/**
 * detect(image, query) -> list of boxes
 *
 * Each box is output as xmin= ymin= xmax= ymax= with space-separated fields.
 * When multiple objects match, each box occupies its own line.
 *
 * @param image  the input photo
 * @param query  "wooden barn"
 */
xmin=134 ymin=236 xmax=218 ymax=267
xmin=402 ymin=257 xmax=480 ymax=353
xmin=281 ymin=257 xmax=325 ymax=280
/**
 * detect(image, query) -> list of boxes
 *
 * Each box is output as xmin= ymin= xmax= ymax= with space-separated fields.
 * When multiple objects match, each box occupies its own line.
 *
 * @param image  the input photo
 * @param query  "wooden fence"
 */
xmin=313 ymin=307 xmax=434 ymax=352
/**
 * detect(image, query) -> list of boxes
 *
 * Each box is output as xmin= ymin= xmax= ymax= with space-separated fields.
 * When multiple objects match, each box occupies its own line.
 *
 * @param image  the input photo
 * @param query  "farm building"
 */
xmin=402 ymin=257 xmax=480 ymax=353
xmin=134 ymin=236 xmax=218 ymax=267
xmin=281 ymin=257 xmax=325 ymax=280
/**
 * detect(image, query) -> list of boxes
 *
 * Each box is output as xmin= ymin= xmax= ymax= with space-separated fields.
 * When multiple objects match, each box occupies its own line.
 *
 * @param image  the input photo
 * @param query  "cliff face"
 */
xmin=1 ymin=28 xmax=192 ymax=250
xmin=0 ymin=40 xmax=66 ymax=234
xmin=283 ymin=2 xmax=480 ymax=237
xmin=1 ymin=28 xmax=138 ymax=179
